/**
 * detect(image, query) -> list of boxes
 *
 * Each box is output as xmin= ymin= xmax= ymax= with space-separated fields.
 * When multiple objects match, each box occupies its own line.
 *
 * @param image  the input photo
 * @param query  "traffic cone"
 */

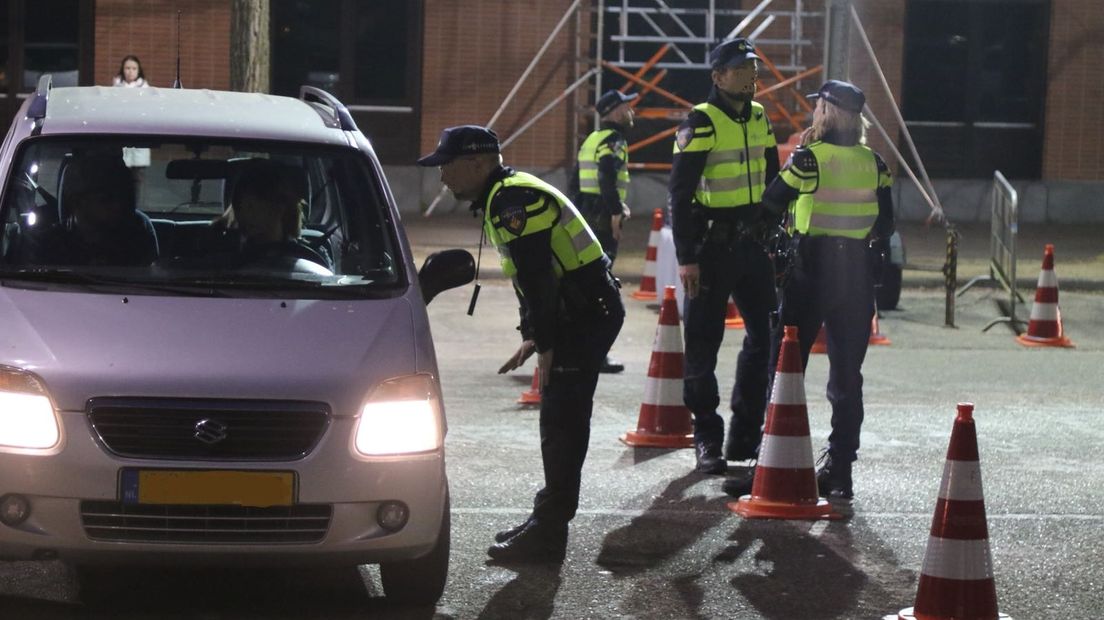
xmin=631 ymin=208 xmax=662 ymax=301
xmin=725 ymin=299 xmax=745 ymax=329
xmin=621 ymin=286 xmax=693 ymax=448
xmin=1016 ymin=244 xmax=1074 ymax=348
xmin=811 ymin=324 xmax=827 ymax=354
xmin=517 ymin=367 xmax=541 ymax=406
xmin=729 ymin=325 xmax=841 ymax=520
xmin=888 ymin=403 xmax=1013 ymax=620
xmin=869 ymin=307 xmax=891 ymax=346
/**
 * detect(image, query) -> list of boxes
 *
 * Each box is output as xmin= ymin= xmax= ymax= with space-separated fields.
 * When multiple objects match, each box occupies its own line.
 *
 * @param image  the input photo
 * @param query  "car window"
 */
xmin=0 ymin=137 xmax=404 ymax=298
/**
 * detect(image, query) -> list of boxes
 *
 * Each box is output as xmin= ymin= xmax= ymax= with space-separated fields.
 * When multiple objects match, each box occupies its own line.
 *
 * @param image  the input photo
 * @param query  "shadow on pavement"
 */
xmin=596 ymin=472 xmax=731 ymax=576
xmin=475 ymin=564 xmax=562 ymax=620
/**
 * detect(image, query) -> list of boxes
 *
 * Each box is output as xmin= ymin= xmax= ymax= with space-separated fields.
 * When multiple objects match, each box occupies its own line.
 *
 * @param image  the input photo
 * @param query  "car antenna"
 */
xmin=171 ymin=10 xmax=183 ymax=89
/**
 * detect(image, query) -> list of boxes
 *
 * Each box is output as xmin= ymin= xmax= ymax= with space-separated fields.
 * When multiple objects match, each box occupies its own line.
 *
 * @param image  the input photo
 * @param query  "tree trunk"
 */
xmin=230 ymin=0 xmax=271 ymax=93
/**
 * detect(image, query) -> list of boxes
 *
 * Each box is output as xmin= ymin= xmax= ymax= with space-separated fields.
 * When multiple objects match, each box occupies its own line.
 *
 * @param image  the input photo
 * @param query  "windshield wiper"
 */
xmin=0 ymin=269 xmax=230 ymax=297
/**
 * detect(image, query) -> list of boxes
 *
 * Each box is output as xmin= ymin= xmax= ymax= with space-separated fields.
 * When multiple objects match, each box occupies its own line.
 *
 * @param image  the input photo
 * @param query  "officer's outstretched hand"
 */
xmin=498 ymin=339 xmax=537 ymax=375
xmin=680 ymin=263 xmax=701 ymax=298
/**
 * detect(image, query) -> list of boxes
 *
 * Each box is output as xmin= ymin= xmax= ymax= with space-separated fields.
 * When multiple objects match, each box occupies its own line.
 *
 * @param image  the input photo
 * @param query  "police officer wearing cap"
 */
xmin=732 ymin=80 xmax=895 ymax=499
xmin=668 ymin=38 xmax=780 ymax=475
xmin=418 ymin=125 xmax=624 ymax=563
xmin=569 ymin=89 xmax=637 ymax=374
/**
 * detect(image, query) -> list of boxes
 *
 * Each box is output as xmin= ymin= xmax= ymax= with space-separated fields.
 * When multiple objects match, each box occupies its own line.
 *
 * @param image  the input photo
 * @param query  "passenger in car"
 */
xmin=228 ymin=160 xmax=332 ymax=274
xmin=21 ymin=149 xmax=159 ymax=267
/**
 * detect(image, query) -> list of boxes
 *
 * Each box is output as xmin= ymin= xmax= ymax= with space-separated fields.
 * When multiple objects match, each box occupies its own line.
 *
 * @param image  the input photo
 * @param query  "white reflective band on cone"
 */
xmin=920 ymin=537 xmax=995 ymax=581
xmin=938 ymin=459 xmax=985 ymax=501
xmin=757 ymin=435 xmax=815 ymax=469
xmin=1037 ymin=270 xmax=1058 ymax=287
xmin=642 ymin=261 xmax=657 ymax=277
xmin=769 ymin=372 xmax=806 ymax=405
xmin=1029 ymin=301 xmax=1058 ymax=321
xmin=643 ymin=377 xmax=684 ymax=407
xmin=653 ymin=326 xmax=683 ymax=353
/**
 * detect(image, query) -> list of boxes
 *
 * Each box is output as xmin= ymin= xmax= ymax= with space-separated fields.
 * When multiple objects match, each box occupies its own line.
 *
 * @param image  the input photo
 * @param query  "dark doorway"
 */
xmin=902 ymin=0 xmax=1049 ymax=179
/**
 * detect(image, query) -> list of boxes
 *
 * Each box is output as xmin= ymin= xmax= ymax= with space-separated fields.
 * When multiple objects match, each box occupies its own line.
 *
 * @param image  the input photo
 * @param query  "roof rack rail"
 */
xmin=28 ymin=74 xmax=52 ymax=120
xmin=299 ymin=86 xmax=358 ymax=132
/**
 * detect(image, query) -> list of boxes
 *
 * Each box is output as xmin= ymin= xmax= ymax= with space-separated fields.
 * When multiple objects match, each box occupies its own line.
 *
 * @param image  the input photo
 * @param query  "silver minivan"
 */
xmin=0 ymin=78 xmax=472 ymax=605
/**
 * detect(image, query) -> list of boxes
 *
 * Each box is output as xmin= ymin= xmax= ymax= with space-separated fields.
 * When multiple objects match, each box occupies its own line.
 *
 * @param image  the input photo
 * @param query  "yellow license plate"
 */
xmin=122 ymin=469 xmax=295 ymax=507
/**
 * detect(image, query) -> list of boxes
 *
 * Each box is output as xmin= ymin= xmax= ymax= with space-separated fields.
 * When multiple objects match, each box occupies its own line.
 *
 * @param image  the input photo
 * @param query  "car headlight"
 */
xmin=0 ymin=367 xmax=60 ymax=451
xmin=354 ymin=374 xmax=443 ymax=456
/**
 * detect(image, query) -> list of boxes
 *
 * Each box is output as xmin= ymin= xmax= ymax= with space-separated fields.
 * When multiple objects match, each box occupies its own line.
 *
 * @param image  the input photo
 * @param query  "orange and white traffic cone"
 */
xmin=725 ymin=299 xmax=745 ymax=329
xmin=632 ymin=208 xmax=662 ymax=301
xmin=621 ymin=286 xmax=693 ymax=448
xmin=869 ymin=307 xmax=891 ymax=346
xmin=811 ymin=324 xmax=828 ymax=354
xmin=517 ymin=367 xmax=541 ymax=406
xmin=1016 ymin=244 xmax=1074 ymax=348
xmin=888 ymin=403 xmax=1013 ymax=620
xmin=729 ymin=325 xmax=841 ymax=520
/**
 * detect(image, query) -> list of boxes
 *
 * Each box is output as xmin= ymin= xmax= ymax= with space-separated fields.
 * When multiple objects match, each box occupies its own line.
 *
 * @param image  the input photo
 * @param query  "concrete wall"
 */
xmin=387 ymin=164 xmax=1104 ymax=224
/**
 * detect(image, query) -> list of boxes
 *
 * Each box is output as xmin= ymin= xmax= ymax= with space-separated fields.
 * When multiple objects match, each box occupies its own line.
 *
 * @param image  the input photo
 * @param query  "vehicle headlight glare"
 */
xmin=0 ymin=368 xmax=60 ymax=451
xmin=354 ymin=375 xmax=442 ymax=456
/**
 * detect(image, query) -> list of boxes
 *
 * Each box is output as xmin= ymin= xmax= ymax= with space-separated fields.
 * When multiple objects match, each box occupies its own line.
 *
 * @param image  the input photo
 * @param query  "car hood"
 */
xmin=0 ymin=288 xmax=418 ymax=415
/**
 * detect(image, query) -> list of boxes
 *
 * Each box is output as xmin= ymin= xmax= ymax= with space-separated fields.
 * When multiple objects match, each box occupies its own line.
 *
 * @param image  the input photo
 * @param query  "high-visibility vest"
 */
xmin=785 ymin=142 xmax=882 ymax=239
xmin=484 ymin=171 xmax=605 ymax=279
xmin=676 ymin=101 xmax=774 ymax=210
xmin=577 ymin=129 xmax=629 ymax=200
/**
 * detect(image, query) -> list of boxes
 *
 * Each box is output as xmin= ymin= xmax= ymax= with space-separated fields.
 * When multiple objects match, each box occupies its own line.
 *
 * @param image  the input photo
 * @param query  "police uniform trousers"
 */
xmin=682 ymin=231 xmax=776 ymax=451
xmin=531 ymin=275 xmax=624 ymax=526
xmin=769 ymin=235 xmax=875 ymax=463
xmin=576 ymin=194 xmax=619 ymax=264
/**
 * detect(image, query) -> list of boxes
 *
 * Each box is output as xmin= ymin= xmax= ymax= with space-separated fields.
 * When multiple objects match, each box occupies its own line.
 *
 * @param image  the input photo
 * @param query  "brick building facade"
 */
xmin=49 ymin=0 xmax=1104 ymax=183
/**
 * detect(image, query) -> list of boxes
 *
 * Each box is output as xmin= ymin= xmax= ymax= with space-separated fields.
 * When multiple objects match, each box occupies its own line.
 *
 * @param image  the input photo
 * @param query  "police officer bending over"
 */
xmin=417 ymin=126 xmax=624 ymax=563
xmin=669 ymin=38 xmax=780 ymax=475
xmin=569 ymin=89 xmax=637 ymax=373
xmin=737 ymin=80 xmax=895 ymax=500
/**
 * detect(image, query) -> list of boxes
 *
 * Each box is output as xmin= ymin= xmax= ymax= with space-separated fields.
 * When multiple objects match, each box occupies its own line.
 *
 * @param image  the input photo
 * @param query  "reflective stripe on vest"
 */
xmin=484 ymin=171 xmax=605 ymax=278
xmin=693 ymin=101 xmax=773 ymax=209
xmin=577 ymin=129 xmax=629 ymax=200
xmin=792 ymin=143 xmax=879 ymax=239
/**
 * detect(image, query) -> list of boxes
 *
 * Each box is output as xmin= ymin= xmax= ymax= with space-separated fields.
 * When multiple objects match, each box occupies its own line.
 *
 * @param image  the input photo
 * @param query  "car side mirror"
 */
xmin=418 ymin=249 xmax=475 ymax=305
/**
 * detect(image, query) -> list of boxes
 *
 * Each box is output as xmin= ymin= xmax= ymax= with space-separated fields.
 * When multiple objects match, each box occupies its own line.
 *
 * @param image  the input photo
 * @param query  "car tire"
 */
xmin=877 ymin=264 xmax=902 ymax=310
xmin=379 ymin=490 xmax=450 ymax=606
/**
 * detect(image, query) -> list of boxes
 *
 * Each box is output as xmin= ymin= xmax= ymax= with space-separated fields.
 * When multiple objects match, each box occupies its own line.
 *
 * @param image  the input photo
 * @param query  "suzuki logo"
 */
xmin=194 ymin=418 xmax=229 ymax=445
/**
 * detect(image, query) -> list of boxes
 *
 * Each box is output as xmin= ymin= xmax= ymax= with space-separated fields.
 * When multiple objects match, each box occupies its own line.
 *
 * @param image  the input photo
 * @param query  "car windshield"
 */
xmin=0 ymin=137 xmax=404 ymax=298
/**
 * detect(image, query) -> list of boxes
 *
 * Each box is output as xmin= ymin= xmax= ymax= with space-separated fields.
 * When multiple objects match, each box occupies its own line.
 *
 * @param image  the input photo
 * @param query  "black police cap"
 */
xmin=805 ymin=80 xmax=866 ymax=114
xmin=416 ymin=125 xmax=500 ymax=166
xmin=595 ymin=89 xmax=638 ymax=117
xmin=709 ymin=38 xmax=761 ymax=69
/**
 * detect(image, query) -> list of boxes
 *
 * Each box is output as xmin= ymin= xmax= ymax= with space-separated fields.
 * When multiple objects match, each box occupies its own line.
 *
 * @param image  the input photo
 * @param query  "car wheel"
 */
xmin=877 ymin=263 xmax=902 ymax=310
xmin=379 ymin=491 xmax=450 ymax=606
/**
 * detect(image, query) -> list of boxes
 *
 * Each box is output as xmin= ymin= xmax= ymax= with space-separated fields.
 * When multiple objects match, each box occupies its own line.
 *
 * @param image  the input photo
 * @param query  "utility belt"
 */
xmin=559 ymin=259 xmax=621 ymax=319
xmin=702 ymin=206 xmax=761 ymax=245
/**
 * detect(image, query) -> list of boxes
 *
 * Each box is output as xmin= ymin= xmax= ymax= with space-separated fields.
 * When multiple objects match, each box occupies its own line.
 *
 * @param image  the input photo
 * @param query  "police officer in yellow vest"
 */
xmin=669 ymin=38 xmax=780 ymax=475
xmin=418 ymin=125 xmax=624 ymax=563
xmin=569 ymin=89 xmax=636 ymax=373
xmin=730 ymin=80 xmax=894 ymax=499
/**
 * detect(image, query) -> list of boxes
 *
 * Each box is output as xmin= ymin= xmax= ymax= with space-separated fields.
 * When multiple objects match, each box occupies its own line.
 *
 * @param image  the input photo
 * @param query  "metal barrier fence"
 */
xmin=957 ymin=170 xmax=1026 ymax=331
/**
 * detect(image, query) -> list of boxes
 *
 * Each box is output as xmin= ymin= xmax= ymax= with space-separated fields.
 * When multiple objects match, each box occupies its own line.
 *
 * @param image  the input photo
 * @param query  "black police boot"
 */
xmin=816 ymin=451 xmax=854 ymax=499
xmin=599 ymin=355 xmax=625 ymax=374
xmin=721 ymin=468 xmax=756 ymax=497
xmin=487 ymin=520 xmax=568 ymax=564
xmin=494 ymin=516 xmax=533 ymax=543
xmin=694 ymin=438 xmax=727 ymax=475
xmin=724 ymin=425 xmax=759 ymax=462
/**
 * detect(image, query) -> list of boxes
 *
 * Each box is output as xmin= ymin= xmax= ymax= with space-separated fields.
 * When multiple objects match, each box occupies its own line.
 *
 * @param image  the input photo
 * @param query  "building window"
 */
xmin=271 ymin=0 xmax=422 ymax=163
xmin=902 ymin=0 xmax=1049 ymax=179
xmin=23 ymin=0 xmax=80 ymax=88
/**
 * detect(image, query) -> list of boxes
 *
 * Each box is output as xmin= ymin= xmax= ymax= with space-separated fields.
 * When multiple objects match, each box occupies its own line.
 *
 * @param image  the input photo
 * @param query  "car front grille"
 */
xmin=80 ymin=501 xmax=332 ymax=544
xmin=87 ymin=398 xmax=330 ymax=461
